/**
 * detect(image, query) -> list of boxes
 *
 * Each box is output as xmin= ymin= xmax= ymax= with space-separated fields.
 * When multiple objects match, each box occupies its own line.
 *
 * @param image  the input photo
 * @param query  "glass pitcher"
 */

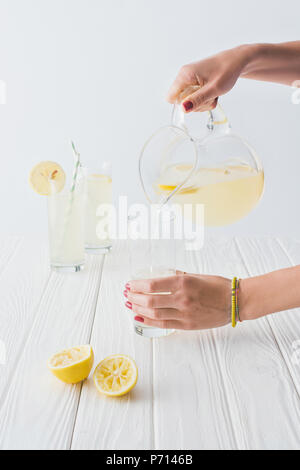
xmin=139 ymin=88 xmax=264 ymax=227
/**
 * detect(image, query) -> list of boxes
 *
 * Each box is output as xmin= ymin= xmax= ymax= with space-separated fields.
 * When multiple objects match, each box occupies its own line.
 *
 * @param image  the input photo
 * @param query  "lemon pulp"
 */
xmin=93 ymin=355 xmax=138 ymax=397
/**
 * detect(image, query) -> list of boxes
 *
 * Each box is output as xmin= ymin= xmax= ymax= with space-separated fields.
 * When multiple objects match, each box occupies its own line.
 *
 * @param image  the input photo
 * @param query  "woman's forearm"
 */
xmin=167 ymin=41 xmax=300 ymax=113
xmin=240 ymin=266 xmax=300 ymax=321
xmin=240 ymin=41 xmax=300 ymax=85
xmin=125 ymin=266 xmax=300 ymax=330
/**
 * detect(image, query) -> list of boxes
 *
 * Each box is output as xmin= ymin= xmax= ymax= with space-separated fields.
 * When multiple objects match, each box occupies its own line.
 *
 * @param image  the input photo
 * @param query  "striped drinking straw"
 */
xmin=70 ymin=141 xmax=81 ymax=193
xmin=57 ymin=141 xmax=82 ymax=260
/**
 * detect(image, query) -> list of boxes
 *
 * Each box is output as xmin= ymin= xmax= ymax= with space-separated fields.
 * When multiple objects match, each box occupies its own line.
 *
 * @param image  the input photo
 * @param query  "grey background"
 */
xmin=0 ymin=0 xmax=299 ymax=237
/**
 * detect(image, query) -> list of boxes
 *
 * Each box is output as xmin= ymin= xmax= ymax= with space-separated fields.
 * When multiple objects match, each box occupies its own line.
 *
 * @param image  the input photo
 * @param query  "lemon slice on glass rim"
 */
xmin=48 ymin=345 xmax=94 ymax=384
xmin=29 ymin=161 xmax=66 ymax=195
xmin=93 ymin=354 xmax=138 ymax=397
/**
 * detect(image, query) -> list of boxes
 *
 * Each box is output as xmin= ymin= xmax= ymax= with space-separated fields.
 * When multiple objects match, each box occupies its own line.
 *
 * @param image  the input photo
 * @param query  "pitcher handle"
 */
xmin=171 ymin=85 xmax=230 ymax=135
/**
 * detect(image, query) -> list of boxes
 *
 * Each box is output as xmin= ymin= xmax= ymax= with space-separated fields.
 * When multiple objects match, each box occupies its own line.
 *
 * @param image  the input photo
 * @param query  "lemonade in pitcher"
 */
xmin=140 ymin=100 xmax=264 ymax=227
xmin=155 ymin=163 xmax=264 ymax=226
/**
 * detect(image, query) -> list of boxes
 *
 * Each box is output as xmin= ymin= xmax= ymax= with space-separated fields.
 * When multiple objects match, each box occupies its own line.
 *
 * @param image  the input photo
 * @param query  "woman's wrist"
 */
xmin=238 ymin=41 xmax=300 ymax=85
xmin=238 ymin=276 xmax=264 ymax=322
xmin=238 ymin=266 xmax=300 ymax=322
xmin=237 ymin=43 xmax=266 ymax=77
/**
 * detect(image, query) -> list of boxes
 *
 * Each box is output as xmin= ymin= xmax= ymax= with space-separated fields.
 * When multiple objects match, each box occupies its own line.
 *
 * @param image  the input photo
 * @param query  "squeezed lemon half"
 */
xmin=48 ymin=345 xmax=94 ymax=384
xmin=93 ymin=355 xmax=138 ymax=397
xmin=29 ymin=161 xmax=66 ymax=195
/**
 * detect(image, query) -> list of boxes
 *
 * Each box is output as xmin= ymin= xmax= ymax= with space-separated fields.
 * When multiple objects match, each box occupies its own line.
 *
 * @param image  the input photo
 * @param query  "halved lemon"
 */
xmin=93 ymin=355 xmax=138 ymax=397
xmin=48 ymin=345 xmax=94 ymax=384
xmin=29 ymin=161 xmax=66 ymax=195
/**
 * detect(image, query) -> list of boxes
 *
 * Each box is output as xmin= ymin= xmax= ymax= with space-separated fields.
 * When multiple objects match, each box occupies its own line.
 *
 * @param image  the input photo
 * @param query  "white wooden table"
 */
xmin=1 ymin=236 xmax=300 ymax=450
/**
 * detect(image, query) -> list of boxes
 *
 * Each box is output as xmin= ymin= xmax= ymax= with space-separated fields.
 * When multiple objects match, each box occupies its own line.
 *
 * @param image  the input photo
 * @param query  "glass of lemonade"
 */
xmin=128 ymin=213 xmax=176 ymax=338
xmin=48 ymin=186 xmax=85 ymax=272
xmin=84 ymin=163 xmax=112 ymax=254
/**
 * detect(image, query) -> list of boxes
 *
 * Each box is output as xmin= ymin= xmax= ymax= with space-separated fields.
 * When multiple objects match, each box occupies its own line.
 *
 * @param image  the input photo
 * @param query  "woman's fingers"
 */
xmin=136 ymin=316 xmax=184 ymax=330
xmin=166 ymin=74 xmax=191 ymax=104
xmin=127 ymin=291 xmax=177 ymax=309
xmin=132 ymin=304 xmax=180 ymax=321
xmin=196 ymin=97 xmax=219 ymax=112
xmin=128 ymin=275 xmax=179 ymax=294
xmin=182 ymin=84 xmax=218 ymax=113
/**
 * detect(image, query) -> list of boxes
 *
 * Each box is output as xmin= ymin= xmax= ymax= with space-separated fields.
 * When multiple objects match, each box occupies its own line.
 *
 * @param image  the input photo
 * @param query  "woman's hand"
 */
xmin=167 ymin=41 xmax=300 ymax=113
xmin=124 ymin=274 xmax=232 ymax=330
xmin=166 ymin=45 xmax=255 ymax=113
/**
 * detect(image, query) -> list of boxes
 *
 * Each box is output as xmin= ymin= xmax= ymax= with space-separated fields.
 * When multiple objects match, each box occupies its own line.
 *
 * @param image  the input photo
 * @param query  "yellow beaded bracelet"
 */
xmin=231 ymin=277 xmax=237 ymax=328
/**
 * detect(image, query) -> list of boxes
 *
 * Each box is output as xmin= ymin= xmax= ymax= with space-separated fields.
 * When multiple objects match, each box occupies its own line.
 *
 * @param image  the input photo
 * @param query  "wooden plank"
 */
xmin=0 ymin=238 xmax=50 ymax=403
xmin=0 ymin=253 xmax=104 ymax=450
xmin=0 ymin=236 xmax=22 ymax=277
xmin=235 ymin=237 xmax=300 ymax=410
xmin=152 ymin=240 xmax=237 ymax=450
xmin=2 ymin=237 xmax=299 ymax=450
xmin=71 ymin=241 xmax=153 ymax=450
xmin=199 ymin=237 xmax=300 ymax=450
xmin=278 ymin=237 xmax=300 ymax=265
xmin=153 ymin=237 xmax=300 ymax=450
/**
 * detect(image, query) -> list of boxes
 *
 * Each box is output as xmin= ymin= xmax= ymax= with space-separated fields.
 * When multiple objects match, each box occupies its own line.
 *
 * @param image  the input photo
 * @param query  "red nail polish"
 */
xmin=125 ymin=301 xmax=132 ymax=310
xmin=183 ymin=100 xmax=193 ymax=112
xmin=134 ymin=316 xmax=144 ymax=323
xmin=123 ymin=290 xmax=128 ymax=298
xmin=125 ymin=283 xmax=131 ymax=291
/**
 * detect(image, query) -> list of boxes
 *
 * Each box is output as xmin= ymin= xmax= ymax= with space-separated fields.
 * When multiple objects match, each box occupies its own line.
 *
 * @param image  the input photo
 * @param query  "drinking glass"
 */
xmin=47 ymin=186 xmax=85 ymax=272
xmin=127 ymin=211 xmax=176 ymax=338
xmin=83 ymin=163 xmax=112 ymax=254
